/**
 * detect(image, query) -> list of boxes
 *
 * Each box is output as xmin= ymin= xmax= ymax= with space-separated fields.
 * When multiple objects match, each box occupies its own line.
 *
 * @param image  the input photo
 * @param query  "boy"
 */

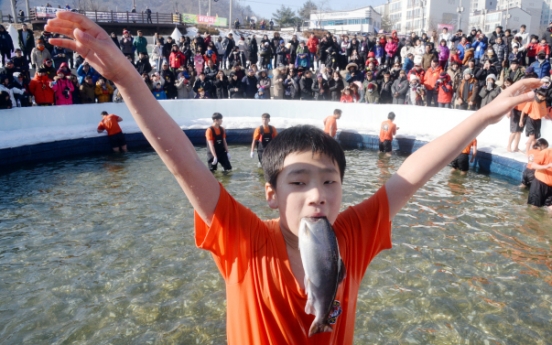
xmin=206 ymin=112 xmax=232 ymax=172
xmin=323 ymin=109 xmax=342 ymax=139
xmin=521 ymin=138 xmax=549 ymax=188
xmin=97 ymin=111 xmax=127 ymax=152
xmin=379 ymin=112 xmax=398 ymax=156
xmin=451 ymin=138 xmax=477 ymax=175
xmin=527 ymin=145 xmax=552 ymax=209
xmin=520 ymin=88 xmax=548 ymax=153
xmin=250 ymin=113 xmax=278 ymax=164
xmin=46 ymin=12 xmax=543 ymax=344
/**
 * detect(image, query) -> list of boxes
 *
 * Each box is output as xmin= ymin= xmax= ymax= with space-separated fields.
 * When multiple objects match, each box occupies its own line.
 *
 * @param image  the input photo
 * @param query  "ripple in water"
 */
xmin=0 ymin=146 xmax=551 ymax=344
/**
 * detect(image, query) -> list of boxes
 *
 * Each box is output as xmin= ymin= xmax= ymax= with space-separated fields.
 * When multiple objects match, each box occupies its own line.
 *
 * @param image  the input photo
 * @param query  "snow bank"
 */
xmin=0 ymin=100 xmax=551 ymax=165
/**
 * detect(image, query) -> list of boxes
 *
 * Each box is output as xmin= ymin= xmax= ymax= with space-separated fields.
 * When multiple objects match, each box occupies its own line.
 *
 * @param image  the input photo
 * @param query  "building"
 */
xmin=496 ymin=0 xmax=543 ymax=31
xmin=470 ymin=0 xmax=497 ymax=11
xmin=382 ymin=0 xmax=470 ymax=35
xmin=469 ymin=7 xmax=532 ymax=33
xmin=541 ymin=0 xmax=552 ymax=27
xmin=309 ymin=6 xmax=382 ymax=33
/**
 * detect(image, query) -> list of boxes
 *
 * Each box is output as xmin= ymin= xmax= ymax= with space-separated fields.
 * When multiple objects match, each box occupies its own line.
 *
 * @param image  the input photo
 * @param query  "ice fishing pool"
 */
xmin=0 ymin=101 xmax=551 ymax=344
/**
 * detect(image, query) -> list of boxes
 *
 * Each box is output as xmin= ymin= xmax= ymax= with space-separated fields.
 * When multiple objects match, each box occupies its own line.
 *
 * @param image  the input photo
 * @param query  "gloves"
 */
xmin=212 ymin=157 xmax=218 ymax=165
xmin=227 ymin=153 xmax=231 ymax=160
xmin=250 ymin=151 xmax=254 ymax=158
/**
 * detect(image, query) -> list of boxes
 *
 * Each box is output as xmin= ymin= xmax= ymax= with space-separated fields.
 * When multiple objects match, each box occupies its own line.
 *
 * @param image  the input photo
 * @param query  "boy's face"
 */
xmin=262 ymin=117 xmax=270 ymax=126
xmin=537 ymin=93 xmax=546 ymax=101
xmin=266 ymin=151 xmax=342 ymax=236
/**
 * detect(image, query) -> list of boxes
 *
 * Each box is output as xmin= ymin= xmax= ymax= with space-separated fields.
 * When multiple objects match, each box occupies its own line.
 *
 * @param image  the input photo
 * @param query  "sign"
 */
xmin=182 ymin=13 xmax=228 ymax=26
xmin=438 ymin=23 xmax=454 ymax=31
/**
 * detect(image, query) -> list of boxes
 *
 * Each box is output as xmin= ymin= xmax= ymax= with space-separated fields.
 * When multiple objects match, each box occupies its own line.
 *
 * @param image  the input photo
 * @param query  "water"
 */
xmin=1 ymin=146 xmax=551 ymax=345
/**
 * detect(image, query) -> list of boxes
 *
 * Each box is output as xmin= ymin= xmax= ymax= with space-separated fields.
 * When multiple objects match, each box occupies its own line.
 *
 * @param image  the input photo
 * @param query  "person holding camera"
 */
xmin=51 ymin=69 xmax=74 ymax=105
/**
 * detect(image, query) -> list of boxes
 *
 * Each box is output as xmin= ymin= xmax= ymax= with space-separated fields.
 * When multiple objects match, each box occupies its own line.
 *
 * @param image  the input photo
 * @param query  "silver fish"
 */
xmin=298 ymin=217 xmax=346 ymax=337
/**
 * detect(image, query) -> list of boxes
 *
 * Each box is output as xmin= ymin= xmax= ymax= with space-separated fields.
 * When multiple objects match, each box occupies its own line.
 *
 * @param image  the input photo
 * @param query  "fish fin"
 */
xmin=338 ymin=259 xmax=347 ymax=284
xmin=308 ymin=321 xmax=333 ymax=337
xmin=304 ymin=279 xmax=316 ymax=315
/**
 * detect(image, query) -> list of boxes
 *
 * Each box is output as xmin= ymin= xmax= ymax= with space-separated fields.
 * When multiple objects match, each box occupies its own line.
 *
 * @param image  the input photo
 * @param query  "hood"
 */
xmin=33 ymin=73 xmax=50 ymax=82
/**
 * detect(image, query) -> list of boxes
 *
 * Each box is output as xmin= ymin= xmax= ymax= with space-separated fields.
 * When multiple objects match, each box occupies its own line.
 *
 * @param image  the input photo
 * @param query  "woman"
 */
xmin=328 ymin=71 xmax=344 ymax=101
xmin=257 ymin=69 xmax=271 ymax=98
xmin=272 ymin=69 xmax=284 ymax=99
xmin=175 ymin=71 xmax=194 ymax=99
xmin=110 ymin=32 xmax=120 ymax=49
xmin=248 ymin=36 xmax=258 ymax=66
xmin=69 ymin=74 xmax=81 ymax=104
xmin=214 ymin=70 xmax=229 ymax=99
xmin=51 ymin=71 xmax=74 ymax=105
xmin=142 ymin=72 xmax=154 ymax=91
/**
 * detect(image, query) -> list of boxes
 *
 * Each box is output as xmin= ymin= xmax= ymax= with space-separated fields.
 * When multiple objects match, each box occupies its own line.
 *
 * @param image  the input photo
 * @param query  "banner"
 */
xmin=182 ymin=13 xmax=227 ymax=26
xmin=438 ymin=23 xmax=454 ymax=31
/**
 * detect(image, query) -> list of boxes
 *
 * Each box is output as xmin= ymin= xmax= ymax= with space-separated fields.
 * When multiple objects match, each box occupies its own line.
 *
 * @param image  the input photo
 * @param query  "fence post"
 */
xmin=141 ymin=12 xmax=144 ymax=23
xmin=156 ymin=12 xmax=159 ymax=24
xmin=94 ymin=10 xmax=97 ymax=22
xmin=126 ymin=11 xmax=129 ymax=23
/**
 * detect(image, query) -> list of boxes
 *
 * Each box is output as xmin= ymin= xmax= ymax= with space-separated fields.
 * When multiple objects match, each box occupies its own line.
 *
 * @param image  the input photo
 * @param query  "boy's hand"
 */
xmin=212 ymin=157 xmax=218 ymax=165
xmin=250 ymin=151 xmax=254 ymax=158
xmin=45 ymin=12 xmax=135 ymax=84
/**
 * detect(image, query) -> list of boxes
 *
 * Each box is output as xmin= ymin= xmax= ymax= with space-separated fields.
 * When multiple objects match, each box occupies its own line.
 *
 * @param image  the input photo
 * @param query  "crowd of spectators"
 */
xmin=0 ymin=23 xmax=552 ymax=111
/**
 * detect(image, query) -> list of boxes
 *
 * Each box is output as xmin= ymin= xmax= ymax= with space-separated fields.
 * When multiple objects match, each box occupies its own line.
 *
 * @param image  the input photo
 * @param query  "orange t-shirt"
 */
xmin=534 ymin=148 xmax=552 ymax=186
xmin=205 ymin=126 xmax=227 ymax=141
xmin=194 ymin=184 xmax=392 ymax=345
xmin=379 ymin=120 xmax=397 ymax=142
xmin=461 ymin=139 xmax=477 ymax=155
xmin=323 ymin=116 xmax=338 ymax=137
xmin=514 ymin=102 xmax=527 ymax=111
xmin=522 ymin=100 xmax=547 ymax=120
xmin=527 ymin=149 xmax=541 ymax=168
xmin=97 ymin=115 xmax=122 ymax=136
xmin=253 ymin=125 xmax=278 ymax=141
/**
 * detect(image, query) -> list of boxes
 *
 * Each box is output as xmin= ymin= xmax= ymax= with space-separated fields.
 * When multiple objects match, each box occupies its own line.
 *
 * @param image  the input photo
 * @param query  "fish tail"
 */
xmin=308 ymin=321 xmax=333 ymax=337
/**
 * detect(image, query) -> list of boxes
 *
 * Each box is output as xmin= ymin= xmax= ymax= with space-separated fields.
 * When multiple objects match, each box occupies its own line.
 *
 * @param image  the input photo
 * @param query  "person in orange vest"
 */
xmin=250 ymin=113 xmax=278 ymax=165
xmin=451 ymin=139 xmax=477 ymax=175
xmin=97 ymin=111 xmax=127 ymax=152
xmin=519 ymin=88 xmax=548 ymax=153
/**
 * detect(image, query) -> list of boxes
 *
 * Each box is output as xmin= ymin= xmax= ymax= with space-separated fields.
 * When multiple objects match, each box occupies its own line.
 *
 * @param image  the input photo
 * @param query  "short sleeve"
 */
xmin=252 ymin=127 xmax=260 ymax=141
xmin=97 ymin=121 xmax=105 ymax=131
xmin=194 ymin=184 xmax=265 ymax=283
xmin=205 ymin=128 xmax=213 ymax=141
xmin=333 ymin=186 xmax=392 ymax=281
xmin=522 ymin=101 xmax=532 ymax=114
xmin=533 ymin=150 xmax=545 ymax=165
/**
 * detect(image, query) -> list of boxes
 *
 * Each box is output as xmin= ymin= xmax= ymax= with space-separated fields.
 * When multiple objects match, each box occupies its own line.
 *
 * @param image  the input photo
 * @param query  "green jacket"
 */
xmin=133 ymin=36 xmax=148 ymax=54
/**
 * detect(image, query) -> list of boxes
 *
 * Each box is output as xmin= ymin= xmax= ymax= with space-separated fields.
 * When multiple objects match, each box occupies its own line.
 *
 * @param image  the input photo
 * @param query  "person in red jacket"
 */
xmin=169 ymin=44 xmax=186 ymax=70
xmin=306 ymin=33 xmax=319 ymax=70
xmin=436 ymin=72 xmax=453 ymax=108
xmin=28 ymin=68 xmax=54 ymax=106
xmin=408 ymin=63 xmax=425 ymax=82
xmin=526 ymin=36 xmax=539 ymax=64
xmin=385 ymin=37 xmax=398 ymax=66
xmin=423 ymin=58 xmax=443 ymax=107
xmin=391 ymin=30 xmax=399 ymax=43
xmin=536 ymin=38 xmax=550 ymax=60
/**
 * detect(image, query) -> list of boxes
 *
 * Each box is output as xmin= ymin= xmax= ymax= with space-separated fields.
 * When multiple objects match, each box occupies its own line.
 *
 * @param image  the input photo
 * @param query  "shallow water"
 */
xmin=0 ymin=146 xmax=551 ymax=345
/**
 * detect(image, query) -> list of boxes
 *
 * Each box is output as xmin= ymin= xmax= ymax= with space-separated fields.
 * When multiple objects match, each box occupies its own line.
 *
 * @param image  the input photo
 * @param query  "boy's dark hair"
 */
xmin=101 ymin=111 xmax=108 ymax=115
xmin=261 ymin=113 xmax=270 ymax=119
xmin=535 ymin=138 xmax=549 ymax=149
xmin=521 ymin=24 xmax=526 ymax=29
xmin=536 ymin=88 xmax=547 ymax=96
xmin=261 ymin=125 xmax=346 ymax=187
xmin=388 ymin=112 xmax=396 ymax=120
xmin=212 ymin=112 xmax=223 ymax=120
xmin=334 ymin=109 xmax=342 ymax=115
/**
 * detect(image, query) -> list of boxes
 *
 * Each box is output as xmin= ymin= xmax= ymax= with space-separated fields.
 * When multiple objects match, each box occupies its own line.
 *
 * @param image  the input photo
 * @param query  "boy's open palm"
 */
xmin=482 ymin=78 xmax=543 ymax=124
xmin=45 ymin=12 xmax=133 ymax=84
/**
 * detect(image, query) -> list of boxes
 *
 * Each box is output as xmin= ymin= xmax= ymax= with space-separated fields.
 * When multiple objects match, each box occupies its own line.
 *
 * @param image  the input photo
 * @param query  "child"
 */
xmin=250 ymin=113 xmax=278 ymax=164
xmin=97 ymin=111 xmax=127 ymax=152
xmin=451 ymin=138 xmax=477 ymax=175
xmin=436 ymin=72 xmax=453 ymax=108
xmin=374 ymin=40 xmax=384 ymax=65
xmin=46 ymin=12 xmax=544 ymax=344
xmin=323 ymin=109 xmax=342 ymax=139
xmin=152 ymin=82 xmax=167 ymax=100
xmin=527 ymin=144 xmax=552 ymax=209
xmin=520 ymin=88 xmax=548 ymax=154
xmin=339 ymin=87 xmax=354 ymax=103
xmin=206 ymin=112 xmax=232 ymax=171
xmin=379 ymin=112 xmax=398 ymax=156
xmin=521 ymin=138 xmax=549 ymax=188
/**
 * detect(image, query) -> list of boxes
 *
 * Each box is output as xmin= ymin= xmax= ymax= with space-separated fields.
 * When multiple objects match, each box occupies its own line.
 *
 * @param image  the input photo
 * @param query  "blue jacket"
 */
xmin=472 ymin=40 xmax=487 ymax=60
xmin=456 ymin=43 xmax=471 ymax=61
xmin=375 ymin=45 xmax=384 ymax=58
xmin=77 ymin=64 xmax=99 ymax=84
xmin=152 ymin=89 xmax=167 ymax=100
xmin=402 ymin=57 xmax=414 ymax=74
xmin=531 ymin=59 xmax=551 ymax=79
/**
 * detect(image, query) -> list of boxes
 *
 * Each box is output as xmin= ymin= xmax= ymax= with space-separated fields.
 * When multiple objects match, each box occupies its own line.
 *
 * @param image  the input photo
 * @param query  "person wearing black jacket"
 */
xmin=135 ymin=52 xmax=152 ymax=75
xmin=193 ymin=72 xmax=214 ymax=97
xmin=214 ymin=71 xmax=229 ymax=99
xmin=488 ymin=26 xmax=504 ymax=46
xmin=161 ymin=63 xmax=177 ymax=98
xmin=242 ymin=69 xmax=258 ymax=98
xmin=328 ymin=71 xmax=344 ymax=101
xmin=0 ymin=25 xmax=14 ymax=66
xmin=110 ymin=32 xmax=121 ymax=49
xmin=378 ymin=71 xmax=394 ymax=104
xmin=163 ymin=37 xmax=174 ymax=61
xmin=228 ymin=47 xmax=246 ymax=68
xmin=271 ymin=33 xmax=282 ymax=67
xmin=18 ymin=24 xmax=34 ymax=64
xmin=289 ymin=35 xmax=299 ymax=67
xmin=228 ymin=72 xmax=243 ymax=98
xmin=312 ymin=73 xmax=329 ymax=100
xmin=222 ymin=33 xmax=235 ymax=69
xmin=248 ymin=36 xmax=258 ymax=66
xmin=299 ymin=70 xmax=314 ymax=100
xmin=204 ymin=60 xmax=219 ymax=81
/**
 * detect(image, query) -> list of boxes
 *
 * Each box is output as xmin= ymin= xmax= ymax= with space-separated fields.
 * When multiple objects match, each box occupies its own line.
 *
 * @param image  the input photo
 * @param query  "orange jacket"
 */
xmin=423 ymin=66 xmax=443 ymax=91
xmin=29 ymin=73 xmax=54 ymax=105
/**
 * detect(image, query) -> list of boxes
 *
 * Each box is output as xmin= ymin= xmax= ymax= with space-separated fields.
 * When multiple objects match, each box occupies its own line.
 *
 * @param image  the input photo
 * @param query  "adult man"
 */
xmin=503 ymin=59 xmax=523 ymax=83
xmin=145 ymin=7 xmax=152 ymax=24
xmin=18 ymin=23 xmax=34 ymax=64
xmin=530 ymin=52 xmax=551 ymax=79
xmin=119 ymin=30 xmax=134 ymax=61
xmin=438 ymin=27 xmax=451 ymax=49
xmin=423 ymin=58 xmax=443 ymax=107
xmin=133 ymin=30 xmax=148 ymax=55
xmin=222 ymin=33 xmax=235 ymax=70
xmin=307 ymin=33 xmax=319 ymax=70
xmin=489 ymin=26 xmax=504 ymax=46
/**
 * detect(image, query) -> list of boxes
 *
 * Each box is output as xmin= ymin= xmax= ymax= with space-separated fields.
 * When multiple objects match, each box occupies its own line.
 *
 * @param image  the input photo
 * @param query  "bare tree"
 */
xmin=310 ymin=0 xmax=330 ymax=29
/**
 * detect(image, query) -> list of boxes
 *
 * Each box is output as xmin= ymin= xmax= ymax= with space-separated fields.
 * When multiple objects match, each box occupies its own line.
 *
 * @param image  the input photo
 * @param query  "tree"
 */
xmin=298 ymin=0 xmax=317 ymax=21
xmin=381 ymin=15 xmax=392 ymax=33
xmin=272 ymin=5 xmax=298 ymax=27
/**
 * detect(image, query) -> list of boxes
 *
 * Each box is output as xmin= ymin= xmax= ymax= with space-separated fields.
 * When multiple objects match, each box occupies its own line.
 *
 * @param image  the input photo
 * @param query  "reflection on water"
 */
xmin=0 ymin=147 xmax=551 ymax=344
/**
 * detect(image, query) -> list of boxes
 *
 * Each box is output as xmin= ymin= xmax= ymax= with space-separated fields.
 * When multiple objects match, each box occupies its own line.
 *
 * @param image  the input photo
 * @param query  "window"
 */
xmin=390 ymin=2 xmax=402 ymax=12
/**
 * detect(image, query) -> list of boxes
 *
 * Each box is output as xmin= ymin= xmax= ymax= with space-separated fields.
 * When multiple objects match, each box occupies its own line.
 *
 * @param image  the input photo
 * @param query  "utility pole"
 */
xmin=10 ymin=0 xmax=18 ymax=23
xmin=208 ymin=0 xmax=211 ymax=16
xmin=421 ymin=0 xmax=426 ymax=35
xmin=229 ymin=0 xmax=232 ymax=29
xmin=25 ymin=0 xmax=30 ymax=22
xmin=457 ymin=0 xmax=464 ymax=32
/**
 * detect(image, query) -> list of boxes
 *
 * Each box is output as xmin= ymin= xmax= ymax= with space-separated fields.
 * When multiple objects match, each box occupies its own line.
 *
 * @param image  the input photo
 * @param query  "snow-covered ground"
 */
xmin=1 ymin=100 xmax=550 ymax=166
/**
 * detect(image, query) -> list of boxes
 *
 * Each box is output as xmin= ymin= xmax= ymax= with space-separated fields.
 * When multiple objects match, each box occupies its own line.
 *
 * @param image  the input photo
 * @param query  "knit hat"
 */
xmin=463 ymin=68 xmax=473 ymax=76
xmin=486 ymin=73 xmax=496 ymax=81
xmin=542 ymin=76 xmax=551 ymax=83
xmin=410 ymin=74 xmax=419 ymax=81
xmin=525 ymin=66 xmax=535 ymax=74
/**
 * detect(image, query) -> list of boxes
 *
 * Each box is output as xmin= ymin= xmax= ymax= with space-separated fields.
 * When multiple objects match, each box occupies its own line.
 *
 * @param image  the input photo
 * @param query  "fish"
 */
xmin=298 ymin=217 xmax=346 ymax=337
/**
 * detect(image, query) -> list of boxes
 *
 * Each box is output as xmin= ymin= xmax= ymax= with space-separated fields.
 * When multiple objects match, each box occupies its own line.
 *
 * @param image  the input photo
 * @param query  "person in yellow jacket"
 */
xmin=95 ymin=78 xmax=113 ymax=103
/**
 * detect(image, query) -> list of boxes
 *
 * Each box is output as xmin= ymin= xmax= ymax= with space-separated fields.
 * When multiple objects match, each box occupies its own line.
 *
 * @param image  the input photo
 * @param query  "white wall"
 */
xmin=0 ymin=100 xmax=551 ymax=165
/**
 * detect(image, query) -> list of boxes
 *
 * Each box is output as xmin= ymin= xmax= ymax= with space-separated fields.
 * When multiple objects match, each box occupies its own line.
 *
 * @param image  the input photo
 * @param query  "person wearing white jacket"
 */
xmin=439 ymin=28 xmax=452 ymax=49
xmin=400 ymin=39 xmax=416 ymax=64
xmin=413 ymin=39 xmax=425 ymax=65
xmin=0 ymin=76 xmax=25 ymax=108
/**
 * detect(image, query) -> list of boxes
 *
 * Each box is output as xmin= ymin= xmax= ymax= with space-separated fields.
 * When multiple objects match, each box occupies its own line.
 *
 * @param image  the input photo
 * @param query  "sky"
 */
xmin=237 ymin=0 xmax=387 ymax=20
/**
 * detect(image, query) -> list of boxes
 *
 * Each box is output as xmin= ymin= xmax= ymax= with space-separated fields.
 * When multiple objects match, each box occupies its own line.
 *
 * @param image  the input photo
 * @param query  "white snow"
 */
xmin=0 ymin=100 xmax=550 ymax=166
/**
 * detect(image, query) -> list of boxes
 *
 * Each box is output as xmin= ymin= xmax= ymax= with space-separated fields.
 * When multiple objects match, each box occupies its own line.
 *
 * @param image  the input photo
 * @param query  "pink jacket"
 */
xmin=52 ymin=78 xmax=75 ymax=105
xmin=385 ymin=42 xmax=398 ymax=57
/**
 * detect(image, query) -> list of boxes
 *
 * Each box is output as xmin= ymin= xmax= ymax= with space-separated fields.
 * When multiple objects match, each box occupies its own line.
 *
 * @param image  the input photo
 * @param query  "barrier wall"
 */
xmin=1 ymin=100 xmax=551 ymax=181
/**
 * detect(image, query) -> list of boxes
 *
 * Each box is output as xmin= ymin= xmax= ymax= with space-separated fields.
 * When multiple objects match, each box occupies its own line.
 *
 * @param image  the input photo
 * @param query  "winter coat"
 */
xmin=77 ymin=65 xmax=99 ymax=84
xmin=462 ymin=48 xmax=474 ymax=65
xmin=438 ymin=45 xmax=450 ymax=62
xmin=228 ymin=50 xmax=246 ymax=67
xmin=242 ymin=75 xmax=258 ymax=98
xmin=79 ymin=82 xmax=96 ymax=103
xmin=119 ymin=37 xmax=134 ymax=55
xmin=299 ymin=77 xmax=314 ymax=100
xmin=479 ymin=85 xmax=501 ymax=107
xmin=283 ymin=76 xmax=299 ymax=99
xmin=175 ymin=78 xmax=194 ymax=99
xmin=447 ymin=67 xmax=462 ymax=91
xmin=492 ymin=43 xmax=507 ymax=63
xmin=473 ymin=40 xmax=487 ymax=60
xmin=18 ymin=28 xmax=34 ymax=52
xmin=421 ymin=53 xmax=436 ymax=70
xmin=152 ymin=88 xmax=167 ymax=100
xmin=400 ymin=45 xmax=415 ymax=64
xmin=227 ymin=78 xmax=243 ymax=98
xmin=437 ymin=77 xmax=453 ymax=104
xmin=222 ymin=37 xmax=235 ymax=56
xmin=503 ymin=67 xmax=524 ymax=83
xmin=192 ymin=78 xmax=214 ymax=97
xmin=193 ymin=54 xmax=205 ymax=75
xmin=133 ymin=36 xmax=148 ymax=54
xmin=307 ymin=36 xmax=319 ymax=54
xmin=407 ymin=83 xmax=426 ymax=105
xmin=531 ymin=59 xmax=551 ymax=79
xmin=214 ymin=77 xmax=229 ymax=99
xmin=30 ymin=48 xmax=51 ymax=68
xmin=95 ymin=82 xmax=113 ymax=103
xmin=0 ymin=31 xmax=14 ymax=53
xmin=363 ymin=80 xmax=379 ymax=104
xmin=276 ymin=45 xmax=289 ymax=66
xmin=29 ymin=73 xmax=54 ymax=104
xmin=423 ymin=66 xmax=443 ymax=91
xmin=272 ymin=72 xmax=284 ymax=99
xmin=385 ymin=42 xmax=398 ymax=58
xmin=378 ymin=79 xmax=394 ymax=104
xmin=391 ymin=77 xmax=409 ymax=104
xmin=413 ymin=44 xmax=425 ymax=64
xmin=456 ymin=78 xmax=479 ymax=103
xmin=328 ymin=78 xmax=344 ymax=101
xmin=169 ymin=51 xmax=186 ymax=69
xmin=312 ymin=79 xmax=329 ymax=100
xmin=51 ymin=77 xmax=74 ymax=105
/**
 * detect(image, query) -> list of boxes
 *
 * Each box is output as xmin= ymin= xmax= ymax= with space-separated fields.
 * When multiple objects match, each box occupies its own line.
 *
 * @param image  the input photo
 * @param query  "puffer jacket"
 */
xmin=28 ymin=73 xmax=54 ymax=104
xmin=79 ymin=82 xmax=96 ymax=103
xmin=473 ymin=40 xmax=487 ymax=60
xmin=51 ymin=77 xmax=74 ymax=105
xmin=437 ymin=76 xmax=453 ymax=104
xmin=492 ymin=43 xmax=507 ymax=63
xmin=95 ymin=82 xmax=114 ymax=103
xmin=479 ymin=85 xmax=501 ymax=107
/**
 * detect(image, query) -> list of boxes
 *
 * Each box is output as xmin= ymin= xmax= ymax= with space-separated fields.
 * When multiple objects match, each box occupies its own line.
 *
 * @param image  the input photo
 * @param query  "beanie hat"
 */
xmin=463 ymin=68 xmax=473 ymax=76
xmin=486 ymin=73 xmax=496 ymax=81
xmin=410 ymin=74 xmax=419 ymax=81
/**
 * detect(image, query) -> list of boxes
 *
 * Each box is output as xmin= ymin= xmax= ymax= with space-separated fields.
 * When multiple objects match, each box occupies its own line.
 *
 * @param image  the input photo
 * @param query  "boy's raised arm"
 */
xmin=45 ymin=12 xmax=220 ymax=224
xmin=385 ymin=78 xmax=542 ymax=221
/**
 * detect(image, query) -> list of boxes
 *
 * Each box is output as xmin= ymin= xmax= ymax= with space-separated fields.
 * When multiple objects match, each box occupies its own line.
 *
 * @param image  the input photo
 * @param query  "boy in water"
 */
xmin=520 ymin=88 xmax=548 ymax=153
xmin=379 ymin=112 xmax=398 ymax=156
xmin=46 ymin=13 xmax=543 ymax=344
xmin=451 ymin=139 xmax=477 ymax=175
xmin=323 ymin=109 xmax=342 ymax=139
xmin=97 ymin=111 xmax=127 ymax=152
xmin=521 ymin=138 xmax=549 ymax=188
xmin=527 ymin=143 xmax=552 ymax=209
xmin=206 ymin=112 xmax=231 ymax=172
xmin=250 ymin=113 xmax=277 ymax=165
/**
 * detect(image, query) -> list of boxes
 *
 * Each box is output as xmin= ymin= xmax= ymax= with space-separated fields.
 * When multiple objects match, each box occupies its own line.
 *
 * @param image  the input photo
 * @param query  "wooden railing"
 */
xmin=32 ymin=7 xmax=182 ymax=25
